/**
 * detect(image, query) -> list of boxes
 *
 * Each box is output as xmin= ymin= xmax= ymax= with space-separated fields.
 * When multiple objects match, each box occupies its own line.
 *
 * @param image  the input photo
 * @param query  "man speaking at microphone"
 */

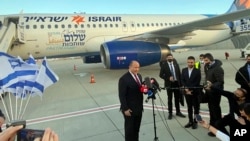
xmin=119 ymin=60 xmax=144 ymax=141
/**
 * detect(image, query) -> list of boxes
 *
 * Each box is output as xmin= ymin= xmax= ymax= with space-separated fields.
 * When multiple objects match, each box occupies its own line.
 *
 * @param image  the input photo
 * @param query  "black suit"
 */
xmin=235 ymin=63 xmax=250 ymax=102
xmin=181 ymin=67 xmax=201 ymax=123
xmin=159 ymin=60 xmax=182 ymax=114
xmin=119 ymin=72 xmax=143 ymax=141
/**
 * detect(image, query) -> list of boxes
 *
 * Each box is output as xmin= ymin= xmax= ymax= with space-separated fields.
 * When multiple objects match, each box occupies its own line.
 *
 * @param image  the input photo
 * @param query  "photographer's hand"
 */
xmin=41 ymin=128 xmax=59 ymax=141
xmin=0 ymin=125 xmax=23 ymax=141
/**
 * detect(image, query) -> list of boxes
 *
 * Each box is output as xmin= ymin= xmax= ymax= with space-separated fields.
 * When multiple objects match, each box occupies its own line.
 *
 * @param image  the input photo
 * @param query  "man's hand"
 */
xmin=124 ymin=109 xmax=132 ymax=116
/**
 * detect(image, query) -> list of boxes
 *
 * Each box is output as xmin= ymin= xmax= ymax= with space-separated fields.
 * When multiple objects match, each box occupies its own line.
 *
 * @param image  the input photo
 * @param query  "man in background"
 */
xmin=159 ymin=53 xmax=185 ymax=120
xmin=181 ymin=56 xmax=201 ymax=129
xmin=235 ymin=54 xmax=250 ymax=102
xmin=203 ymin=53 xmax=224 ymax=137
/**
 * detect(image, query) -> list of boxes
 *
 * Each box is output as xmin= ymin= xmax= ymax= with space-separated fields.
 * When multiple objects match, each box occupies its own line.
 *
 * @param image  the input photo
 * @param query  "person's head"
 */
xmin=129 ymin=60 xmax=140 ymax=75
xmin=187 ymin=56 xmax=195 ymax=68
xmin=166 ymin=53 xmax=173 ymax=62
xmin=233 ymin=88 xmax=247 ymax=102
xmin=199 ymin=54 xmax=204 ymax=62
xmin=246 ymin=54 xmax=250 ymax=65
xmin=242 ymin=103 xmax=250 ymax=121
xmin=0 ymin=111 xmax=5 ymax=127
xmin=203 ymin=53 xmax=214 ymax=65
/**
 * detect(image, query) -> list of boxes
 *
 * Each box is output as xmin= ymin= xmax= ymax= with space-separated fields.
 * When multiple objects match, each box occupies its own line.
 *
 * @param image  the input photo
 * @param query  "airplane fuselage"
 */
xmin=0 ymin=13 xmax=231 ymax=59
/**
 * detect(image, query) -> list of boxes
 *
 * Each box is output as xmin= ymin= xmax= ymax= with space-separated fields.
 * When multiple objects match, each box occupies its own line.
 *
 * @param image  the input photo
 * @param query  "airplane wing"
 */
xmin=116 ymin=8 xmax=250 ymax=44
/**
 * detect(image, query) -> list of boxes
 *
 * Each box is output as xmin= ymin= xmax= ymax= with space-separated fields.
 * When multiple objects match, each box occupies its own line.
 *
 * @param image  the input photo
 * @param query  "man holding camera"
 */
xmin=203 ymin=53 xmax=224 ymax=137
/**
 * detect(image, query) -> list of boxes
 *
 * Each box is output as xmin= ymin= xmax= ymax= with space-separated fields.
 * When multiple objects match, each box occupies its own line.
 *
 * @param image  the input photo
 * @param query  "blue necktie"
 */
xmin=170 ymin=63 xmax=176 ymax=80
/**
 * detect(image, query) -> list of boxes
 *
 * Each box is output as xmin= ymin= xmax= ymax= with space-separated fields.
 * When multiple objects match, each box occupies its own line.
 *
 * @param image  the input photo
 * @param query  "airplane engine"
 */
xmin=100 ymin=41 xmax=170 ymax=69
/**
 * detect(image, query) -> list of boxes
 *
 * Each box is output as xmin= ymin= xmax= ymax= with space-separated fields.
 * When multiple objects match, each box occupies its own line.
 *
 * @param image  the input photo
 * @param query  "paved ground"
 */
xmin=0 ymin=48 xmax=246 ymax=141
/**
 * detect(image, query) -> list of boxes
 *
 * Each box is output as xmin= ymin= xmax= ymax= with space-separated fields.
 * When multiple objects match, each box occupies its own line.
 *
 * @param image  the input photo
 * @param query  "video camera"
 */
xmin=140 ymin=77 xmax=161 ymax=101
xmin=7 ymin=120 xmax=44 ymax=141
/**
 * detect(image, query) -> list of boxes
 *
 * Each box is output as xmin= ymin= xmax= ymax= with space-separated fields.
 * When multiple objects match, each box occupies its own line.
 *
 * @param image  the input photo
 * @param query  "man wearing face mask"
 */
xmin=203 ymin=53 xmax=224 ymax=137
xmin=159 ymin=53 xmax=186 ymax=120
xmin=235 ymin=54 xmax=250 ymax=103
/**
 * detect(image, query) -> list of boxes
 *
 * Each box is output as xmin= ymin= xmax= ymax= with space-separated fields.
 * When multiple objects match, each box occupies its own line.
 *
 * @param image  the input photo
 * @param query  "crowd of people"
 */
xmin=119 ymin=53 xmax=250 ymax=141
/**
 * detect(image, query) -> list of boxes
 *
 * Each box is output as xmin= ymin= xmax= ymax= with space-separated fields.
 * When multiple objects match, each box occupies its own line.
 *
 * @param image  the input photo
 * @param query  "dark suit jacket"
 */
xmin=159 ymin=60 xmax=181 ymax=87
xmin=119 ymin=72 xmax=143 ymax=115
xmin=181 ymin=67 xmax=201 ymax=94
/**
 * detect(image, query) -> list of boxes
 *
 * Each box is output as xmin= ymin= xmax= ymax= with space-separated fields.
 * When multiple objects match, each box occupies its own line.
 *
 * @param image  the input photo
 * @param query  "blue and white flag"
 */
xmin=0 ymin=52 xmax=19 ymax=91
xmin=31 ymin=57 xmax=59 ymax=96
xmin=25 ymin=54 xmax=36 ymax=65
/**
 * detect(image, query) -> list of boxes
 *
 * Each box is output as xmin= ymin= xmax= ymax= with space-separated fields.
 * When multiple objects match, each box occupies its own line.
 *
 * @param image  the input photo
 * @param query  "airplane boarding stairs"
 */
xmin=0 ymin=22 xmax=17 ymax=52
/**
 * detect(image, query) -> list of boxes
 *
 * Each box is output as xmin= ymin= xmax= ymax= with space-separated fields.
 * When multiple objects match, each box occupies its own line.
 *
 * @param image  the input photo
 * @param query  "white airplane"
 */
xmin=1 ymin=0 xmax=250 ymax=69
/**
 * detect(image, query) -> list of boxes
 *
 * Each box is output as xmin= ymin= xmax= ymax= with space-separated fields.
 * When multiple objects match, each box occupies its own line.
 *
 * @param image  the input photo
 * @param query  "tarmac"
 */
xmin=0 ymin=48 xmax=247 ymax=141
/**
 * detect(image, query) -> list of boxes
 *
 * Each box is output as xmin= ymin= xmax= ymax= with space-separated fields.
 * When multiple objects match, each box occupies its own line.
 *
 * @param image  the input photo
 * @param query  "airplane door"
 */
xmin=17 ymin=24 xmax=25 ymax=43
xmin=122 ymin=21 xmax=128 ymax=32
xmin=130 ymin=21 xmax=136 ymax=32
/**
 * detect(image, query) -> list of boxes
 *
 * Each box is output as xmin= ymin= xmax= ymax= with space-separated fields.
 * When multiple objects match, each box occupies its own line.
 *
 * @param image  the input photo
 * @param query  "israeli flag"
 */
xmin=31 ymin=57 xmax=59 ymax=96
xmin=0 ymin=53 xmax=19 ymax=91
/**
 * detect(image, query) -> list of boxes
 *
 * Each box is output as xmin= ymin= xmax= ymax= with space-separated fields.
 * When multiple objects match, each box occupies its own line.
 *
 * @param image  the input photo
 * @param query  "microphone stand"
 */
xmin=146 ymin=92 xmax=159 ymax=141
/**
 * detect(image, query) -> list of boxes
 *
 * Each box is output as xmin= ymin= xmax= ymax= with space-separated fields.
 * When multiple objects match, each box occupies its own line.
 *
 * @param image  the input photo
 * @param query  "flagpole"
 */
xmin=8 ymin=92 xmax=14 ymax=120
xmin=0 ymin=92 xmax=11 ymax=121
xmin=15 ymin=94 xmax=18 ymax=119
xmin=20 ymin=93 xmax=32 ymax=119
xmin=18 ymin=94 xmax=24 ymax=119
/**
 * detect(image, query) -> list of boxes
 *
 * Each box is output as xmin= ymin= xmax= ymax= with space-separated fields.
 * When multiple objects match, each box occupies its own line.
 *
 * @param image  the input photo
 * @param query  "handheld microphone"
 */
xmin=144 ymin=77 xmax=152 ymax=89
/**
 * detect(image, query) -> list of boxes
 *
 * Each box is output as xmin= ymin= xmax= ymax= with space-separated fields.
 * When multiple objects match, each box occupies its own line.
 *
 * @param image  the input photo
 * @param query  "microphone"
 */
xmin=144 ymin=77 xmax=152 ymax=89
xmin=150 ymin=77 xmax=161 ymax=92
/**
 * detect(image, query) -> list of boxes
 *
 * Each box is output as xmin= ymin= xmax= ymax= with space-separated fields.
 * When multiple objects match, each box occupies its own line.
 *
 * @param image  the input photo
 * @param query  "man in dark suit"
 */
xmin=119 ymin=60 xmax=144 ymax=141
xmin=235 ymin=54 xmax=250 ymax=103
xmin=159 ymin=53 xmax=186 ymax=119
xmin=181 ymin=56 xmax=201 ymax=129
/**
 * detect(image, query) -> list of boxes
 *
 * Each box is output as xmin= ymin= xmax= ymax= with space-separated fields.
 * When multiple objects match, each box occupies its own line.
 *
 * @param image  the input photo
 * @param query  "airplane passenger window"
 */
xmin=68 ymin=24 xmax=72 ymax=28
xmin=123 ymin=24 xmax=126 ymax=27
xmin=115 ymin=24 xmax=118 ymax=28
xmin=33 ymin=25 xmax=37 ymax=29
xmin=87 ymin=24 xmax=90 ymax=28
xmin=160 ymin=23 xmax=163 ymax=26
xmin=55 ymin=24 xmax=58 ymax=28
xmin=110 ymin=24 xmax=113 ymax=28
xmin=93 ymin=24 xmax=96 ymax=28
xmin=156 ymin=23 xmax=159 ymax=26
xmin=169 ymin=23 xmax=172 ymax=26
xmin=104 ymin=24 xmax=107 ymax=28
xmin=165 ymin=23 xmax=168 ymax=26
xmin=48 ymin=25 xmax=51 ymax=29
xmin=25 ymin=25 xmax=29 ymax=29
xmin=80 ymin=24 xmax=84 ymax=28
xmin=61 ymin=24 xmax=65 ymax=28
xmin=74 ymin=24 xmax=78 ymax=28
xmin=151 ymin=23 xmax=154 ymax=27
xmin=137 ymin=23 xmax=140 ymax=27
xmin=99 ymin=24 xmax=102 ymax=28
xmin=147 ymin=23 xmax=149 ymax=27
xmin=142 ymin=23 xmax=145 ymax=27
xmin=131 ymin=23 xmax=134 ymax=27
xmin=40 ymin=25 xmax=44 ymax=29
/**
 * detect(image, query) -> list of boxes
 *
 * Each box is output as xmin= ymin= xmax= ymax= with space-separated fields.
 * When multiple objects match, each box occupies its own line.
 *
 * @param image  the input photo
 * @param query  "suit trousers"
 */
xmin=166 ymin=81 xmax=181 ymax=114
xmin=123 ymin=113 xmax=142 ymax=141
xmin=185 ymin=92 xmax=200 ymax=123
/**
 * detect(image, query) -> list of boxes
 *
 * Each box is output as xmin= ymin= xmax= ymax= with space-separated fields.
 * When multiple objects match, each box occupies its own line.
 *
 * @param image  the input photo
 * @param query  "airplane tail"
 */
xmin=227 ymin=0 xmax=250 ymax=13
